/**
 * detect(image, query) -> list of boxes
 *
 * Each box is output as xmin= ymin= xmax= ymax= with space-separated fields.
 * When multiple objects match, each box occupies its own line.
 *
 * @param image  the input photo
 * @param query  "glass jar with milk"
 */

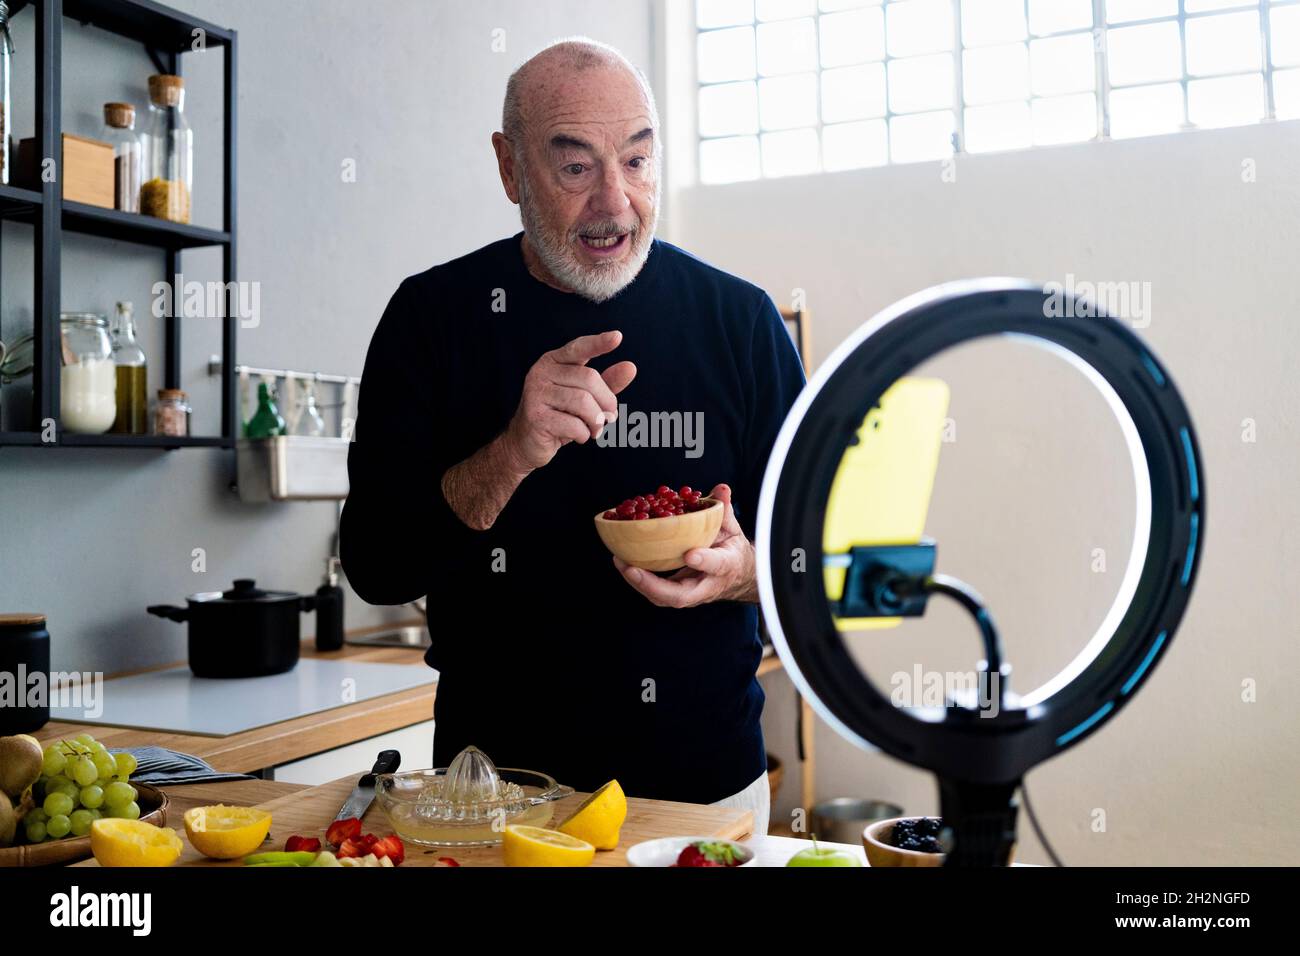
xmin=60 ymin=313 xmax=116 ymax=434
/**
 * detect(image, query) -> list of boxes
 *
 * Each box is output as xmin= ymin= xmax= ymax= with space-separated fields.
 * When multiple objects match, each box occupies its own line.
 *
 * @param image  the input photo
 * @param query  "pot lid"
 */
xmin=189 ymin=579 xmax=298 ymax=604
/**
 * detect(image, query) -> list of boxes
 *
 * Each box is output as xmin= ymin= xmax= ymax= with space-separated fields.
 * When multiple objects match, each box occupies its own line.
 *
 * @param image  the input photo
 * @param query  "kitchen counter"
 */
xmin=40 ymin=626 xmax=808 ymax=867
xmin=73 ymin=772 xmax=761 ymax=867
xmin=37 ymin=625 xmax=785 ymax=776
xmin=66 ymin=770 xmax=865 ymax=867
xmin=79 ymin=775 xmax=864 ymax=867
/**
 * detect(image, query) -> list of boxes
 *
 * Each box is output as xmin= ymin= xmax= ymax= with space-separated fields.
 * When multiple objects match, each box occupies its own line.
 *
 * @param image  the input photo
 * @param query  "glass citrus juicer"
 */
xmin=374 ymin=746 xmax=574 ymax=847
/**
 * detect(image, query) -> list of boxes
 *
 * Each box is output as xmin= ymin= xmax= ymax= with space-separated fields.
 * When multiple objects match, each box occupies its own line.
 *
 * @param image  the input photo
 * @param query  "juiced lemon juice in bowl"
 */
xmin=375 ymin=746 xmax=572 ymax=847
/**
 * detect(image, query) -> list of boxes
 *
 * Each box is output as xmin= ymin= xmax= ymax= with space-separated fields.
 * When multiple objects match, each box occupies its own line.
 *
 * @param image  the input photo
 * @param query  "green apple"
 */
xmin=786 ymin=841 xmax=863 ymax=867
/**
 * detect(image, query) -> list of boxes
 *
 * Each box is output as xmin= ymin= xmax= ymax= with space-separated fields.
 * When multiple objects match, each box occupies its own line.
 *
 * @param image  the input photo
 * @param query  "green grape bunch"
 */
xmin=3 ymin=733 xmax=140 ymax=847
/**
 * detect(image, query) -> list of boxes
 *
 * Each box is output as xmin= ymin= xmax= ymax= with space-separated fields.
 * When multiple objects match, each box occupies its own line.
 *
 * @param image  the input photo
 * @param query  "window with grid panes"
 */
xmin=695 ymin=0 xmax=1300 ymax=183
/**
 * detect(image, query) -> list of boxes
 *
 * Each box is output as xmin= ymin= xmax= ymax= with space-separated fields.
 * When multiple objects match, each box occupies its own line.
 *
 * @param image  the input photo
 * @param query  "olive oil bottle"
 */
xmin=110 ymin=301 xmax=148 ymax=434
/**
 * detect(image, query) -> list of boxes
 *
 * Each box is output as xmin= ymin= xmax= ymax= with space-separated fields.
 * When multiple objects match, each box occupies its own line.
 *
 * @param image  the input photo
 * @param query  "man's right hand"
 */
xmin=442 ymin=331 xmax=635 ymax=530
xmin=502 ymin=330 xmax=638 ymax=471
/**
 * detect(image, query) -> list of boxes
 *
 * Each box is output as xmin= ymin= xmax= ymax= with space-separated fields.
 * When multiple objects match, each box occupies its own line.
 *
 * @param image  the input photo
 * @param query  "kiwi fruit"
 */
xmin=0 ymin=735 xmax=44 ymax=799
xmin=0 ymin=791 xmax=16 ymax=848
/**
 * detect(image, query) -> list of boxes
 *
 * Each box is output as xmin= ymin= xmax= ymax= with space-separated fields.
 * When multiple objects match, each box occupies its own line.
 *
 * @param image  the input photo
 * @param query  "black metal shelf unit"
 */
xmin=0 ymin=0 xmax=237 ymax=449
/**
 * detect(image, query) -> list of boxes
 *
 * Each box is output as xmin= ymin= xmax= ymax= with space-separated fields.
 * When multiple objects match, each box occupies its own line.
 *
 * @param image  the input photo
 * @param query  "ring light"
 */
xmin=756 ymin=279 xmax=1204 ymax=865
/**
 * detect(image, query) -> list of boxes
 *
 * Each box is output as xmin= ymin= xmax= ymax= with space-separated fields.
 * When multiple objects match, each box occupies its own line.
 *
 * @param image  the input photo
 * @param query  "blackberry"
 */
xmin=888 ymin=817 xmax=945 ymax=853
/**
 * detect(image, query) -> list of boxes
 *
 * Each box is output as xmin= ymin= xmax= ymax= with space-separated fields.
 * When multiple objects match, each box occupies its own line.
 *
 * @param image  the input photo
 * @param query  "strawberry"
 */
xmin=337 ymin=836 xmax=370 ymax=859
xmin=672 ymin=841 xmax=743 ymax=867
xmin=285 ymin=835 xmax=322 ymax=854
xmin=372 ymin=835 xmax=405 ymax=866
xmin=436 ymin=857 xmax=460 ymax=867
xmin=673 ymin=844 xmax=720 ymax=867
xmin=327 ymin=817 xmax=362 ymax=847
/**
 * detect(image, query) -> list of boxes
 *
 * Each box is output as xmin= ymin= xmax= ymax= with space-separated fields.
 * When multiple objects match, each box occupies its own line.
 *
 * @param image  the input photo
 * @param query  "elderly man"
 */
xmin=341 ymin=39 xmax=804 ymax=833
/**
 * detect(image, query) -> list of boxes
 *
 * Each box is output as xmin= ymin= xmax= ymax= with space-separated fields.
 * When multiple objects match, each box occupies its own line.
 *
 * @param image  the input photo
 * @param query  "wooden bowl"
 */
xmin=862 ymin=816 xmax=1017 ymax=867
xmin=0 ymin=782 xmax=169 ymax=868
xmin=593 ymin=498 xmax=724 ymax=571
xmin=862 ymin=816 xmax=945 ymax=867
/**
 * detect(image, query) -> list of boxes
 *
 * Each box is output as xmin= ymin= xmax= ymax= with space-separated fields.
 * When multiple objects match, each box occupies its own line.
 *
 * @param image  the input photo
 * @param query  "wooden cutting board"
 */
xmin=76 ymin=775 xmax=755 ymax=868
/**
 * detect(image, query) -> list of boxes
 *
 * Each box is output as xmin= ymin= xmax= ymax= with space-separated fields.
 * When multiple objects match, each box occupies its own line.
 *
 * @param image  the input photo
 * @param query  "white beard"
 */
xmin=517 ymin=167 xmax=658 ymax=304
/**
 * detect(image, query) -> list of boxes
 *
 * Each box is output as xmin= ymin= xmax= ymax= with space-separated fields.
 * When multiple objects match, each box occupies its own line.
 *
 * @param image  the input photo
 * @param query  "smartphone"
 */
xmin=822 ymin=376 xmax=950 ymax=631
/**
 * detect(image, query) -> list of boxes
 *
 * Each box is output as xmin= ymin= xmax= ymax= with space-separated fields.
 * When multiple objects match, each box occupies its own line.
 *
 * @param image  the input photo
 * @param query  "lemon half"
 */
xmin=183 ymin=804 xmax=273 ymax=859
xmin=502 ymin=825 xmax=595 ymax=867
xmin=90 ymin=818 xmax=184 ymax=868
xmin=556 ymin=780 xmax=627 ymax=850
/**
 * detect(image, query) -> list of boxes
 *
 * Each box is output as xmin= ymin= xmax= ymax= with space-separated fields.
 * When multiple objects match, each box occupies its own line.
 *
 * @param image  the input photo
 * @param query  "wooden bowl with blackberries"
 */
xmin=862 ymin=816 xmax=949 ymax=867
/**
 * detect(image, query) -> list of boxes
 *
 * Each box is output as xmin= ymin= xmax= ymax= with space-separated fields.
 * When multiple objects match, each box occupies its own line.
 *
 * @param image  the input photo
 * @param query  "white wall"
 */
xmin=667 ymin=119 xmax=1300 ymax=864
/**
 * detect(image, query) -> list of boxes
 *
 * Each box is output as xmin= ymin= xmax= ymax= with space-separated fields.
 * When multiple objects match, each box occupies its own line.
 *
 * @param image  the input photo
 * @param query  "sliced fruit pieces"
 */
xmin=326 ymin=816 xmax=362 ymax=846
xmin=285 ymin=834 xmax=321 ymax=853
xmin=371 ymin=835 xmax=405 ymax=866
xmin=243 ymin=850 xmax=318 ymax=866
xmin=502 ymin=825 xmax=595 ymax=867
xmin=337 ymin=833 xmax=379 ymax=859
xmin=182 ymin=804 xmax=273 ymax=859
xmin=556 ymin=779 xmax=627 ymax=851
xmin=90 ymin=818 xmax=183 ymax=867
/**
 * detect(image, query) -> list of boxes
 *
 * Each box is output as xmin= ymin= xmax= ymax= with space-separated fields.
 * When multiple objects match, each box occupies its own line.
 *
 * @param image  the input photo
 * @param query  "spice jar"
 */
xmin=154 ymin=388 xmax=191 ymax=437
xmin=102 ymin=102 xmax=143 ymax=212
xmin=59 ymin=313 xmax=117 ymax=434
xmin=141 ymin=74 xmax=192 ymax=223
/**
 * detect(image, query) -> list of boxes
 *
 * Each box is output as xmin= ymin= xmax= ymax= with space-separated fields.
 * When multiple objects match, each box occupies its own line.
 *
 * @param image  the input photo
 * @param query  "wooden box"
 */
xmin=17 ymin=134 xmax=115 ymax=209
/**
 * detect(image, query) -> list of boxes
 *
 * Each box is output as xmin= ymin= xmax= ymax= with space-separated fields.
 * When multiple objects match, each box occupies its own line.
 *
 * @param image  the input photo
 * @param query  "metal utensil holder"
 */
xmin=210 ymin=356 xmax=360 ymax=503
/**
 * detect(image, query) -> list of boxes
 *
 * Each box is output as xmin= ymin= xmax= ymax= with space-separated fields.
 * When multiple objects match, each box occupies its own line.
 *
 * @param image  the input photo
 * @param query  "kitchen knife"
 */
xmin=333 ymin=750 xmax=401 ymax=823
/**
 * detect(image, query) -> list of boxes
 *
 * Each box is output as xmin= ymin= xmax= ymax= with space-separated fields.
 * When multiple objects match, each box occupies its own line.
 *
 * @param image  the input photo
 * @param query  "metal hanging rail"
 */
xmin=207 ymin=355 xmax=361 ymax=387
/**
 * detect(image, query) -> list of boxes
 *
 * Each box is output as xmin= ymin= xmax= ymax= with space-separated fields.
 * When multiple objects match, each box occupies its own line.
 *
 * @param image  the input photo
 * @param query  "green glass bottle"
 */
xmin=244 ymin=381 xmax=286 ymax=438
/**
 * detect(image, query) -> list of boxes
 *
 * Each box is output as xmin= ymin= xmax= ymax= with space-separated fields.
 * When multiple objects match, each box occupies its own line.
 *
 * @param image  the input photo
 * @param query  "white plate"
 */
xmin=626 ymin=836 xmax=756 ymax=868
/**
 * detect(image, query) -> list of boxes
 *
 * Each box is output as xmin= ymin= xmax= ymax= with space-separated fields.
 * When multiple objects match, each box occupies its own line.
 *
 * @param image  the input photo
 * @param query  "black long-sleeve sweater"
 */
xmin=340 ymin=234 xmax=805 ymax=803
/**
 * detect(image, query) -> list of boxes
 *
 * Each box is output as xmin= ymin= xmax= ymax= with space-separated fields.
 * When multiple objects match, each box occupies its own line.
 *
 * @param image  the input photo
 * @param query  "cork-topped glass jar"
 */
xmin=102 ymin=101 xmax=143 ymax=212
xmin=153 ymin=388 xmax=191 ymax=437
xmin=142 ymin=74 xmax=192 ymax=223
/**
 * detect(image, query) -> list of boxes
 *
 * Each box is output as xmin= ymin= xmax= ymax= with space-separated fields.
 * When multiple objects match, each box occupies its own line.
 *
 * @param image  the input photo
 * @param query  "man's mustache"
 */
xmin=574 ymin=220 xmax=639 ymax=239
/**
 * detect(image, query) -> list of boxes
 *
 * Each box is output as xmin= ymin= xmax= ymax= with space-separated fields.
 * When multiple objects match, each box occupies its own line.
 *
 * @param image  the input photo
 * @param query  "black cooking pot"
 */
xmin=148 ymin=579 xmax=317 ymax=678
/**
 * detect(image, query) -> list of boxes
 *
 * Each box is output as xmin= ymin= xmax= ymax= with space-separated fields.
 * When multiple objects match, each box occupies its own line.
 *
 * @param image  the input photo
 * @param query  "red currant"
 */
xmin=605 ymin=482 xmax=715 ymax=520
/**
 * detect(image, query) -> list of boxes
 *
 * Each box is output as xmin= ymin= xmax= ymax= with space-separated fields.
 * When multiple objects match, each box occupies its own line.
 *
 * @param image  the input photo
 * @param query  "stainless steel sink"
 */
xmin=345 ymin=626 xmax=431 ymax=649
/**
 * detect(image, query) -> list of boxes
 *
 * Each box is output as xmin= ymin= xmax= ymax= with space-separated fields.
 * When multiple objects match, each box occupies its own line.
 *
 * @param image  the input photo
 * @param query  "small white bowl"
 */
xmin=625 ymin=836 xmax=756 ymax=868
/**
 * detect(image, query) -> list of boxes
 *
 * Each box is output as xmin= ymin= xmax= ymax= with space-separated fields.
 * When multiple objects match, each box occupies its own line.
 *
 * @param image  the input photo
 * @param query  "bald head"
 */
xmin=502 ymin=38 xmax=658 ymax=147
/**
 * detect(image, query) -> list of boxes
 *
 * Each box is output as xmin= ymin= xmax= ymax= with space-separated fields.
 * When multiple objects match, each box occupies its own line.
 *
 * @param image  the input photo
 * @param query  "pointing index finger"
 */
xmin=550 ymin=330 xmax=623 ymax=366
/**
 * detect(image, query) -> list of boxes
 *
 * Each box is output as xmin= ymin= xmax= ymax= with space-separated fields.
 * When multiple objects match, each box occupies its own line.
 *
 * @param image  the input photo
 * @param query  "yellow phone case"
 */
xmin=822 ymin=376 xmax=950 ymax=630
